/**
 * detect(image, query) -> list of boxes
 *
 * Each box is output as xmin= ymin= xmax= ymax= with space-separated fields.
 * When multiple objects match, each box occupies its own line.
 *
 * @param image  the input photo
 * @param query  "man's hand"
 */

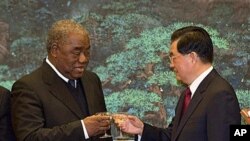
xmin=118 ymin=115 xmax=144 ymax=135
xmin=241 ymin=108 xmax=250 ymax=124
xmin=83 ymin=114 xmax=111 ymax=137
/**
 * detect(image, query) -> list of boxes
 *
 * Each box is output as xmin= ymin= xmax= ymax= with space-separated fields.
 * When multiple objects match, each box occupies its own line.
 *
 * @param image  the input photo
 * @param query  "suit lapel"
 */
xmin=42 ymin=62 xmax=84 ymax=118
xmin=173 ymin=91 xmax=203 ymax=141
xmin=80 ymin=74 xmax=95 ymax=115
xmin=172 ymin=69 xmax=217 ymax=141
xmin=171 ymin=93 xmax=185 ymax=140
xmin=173 ymin=92 xmax=185 ymax=127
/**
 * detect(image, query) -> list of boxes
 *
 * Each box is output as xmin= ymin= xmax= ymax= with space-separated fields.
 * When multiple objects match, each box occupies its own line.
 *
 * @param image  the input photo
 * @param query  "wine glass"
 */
xmin=95 ymin=112 xmax=112 ymax=138
xmin=112 ymin=112 xmax=129 ymax=140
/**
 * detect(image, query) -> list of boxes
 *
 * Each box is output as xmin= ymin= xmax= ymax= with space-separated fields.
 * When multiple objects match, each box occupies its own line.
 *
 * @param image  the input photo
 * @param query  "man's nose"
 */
xmin=169 ymin=61 xmax=174 ymax=70
xmin=79 ymin=52 xmax=88 ymax=62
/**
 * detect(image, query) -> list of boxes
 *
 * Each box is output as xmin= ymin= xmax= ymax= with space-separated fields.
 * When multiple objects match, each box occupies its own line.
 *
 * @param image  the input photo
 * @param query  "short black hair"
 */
xmin=171 ymin=26 xmax=213 ymax=63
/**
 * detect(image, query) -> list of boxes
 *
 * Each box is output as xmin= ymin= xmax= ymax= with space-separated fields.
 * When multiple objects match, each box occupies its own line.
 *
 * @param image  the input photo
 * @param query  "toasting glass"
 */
xmin=95 ymin=112 xmax=112 ymax=138
xmin=112 ymin=112 xmax=129 ymax=140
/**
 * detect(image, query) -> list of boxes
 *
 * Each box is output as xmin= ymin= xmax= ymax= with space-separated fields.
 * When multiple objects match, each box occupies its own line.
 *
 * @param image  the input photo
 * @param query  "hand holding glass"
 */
xmin=95 ymin=112 xmax=112 ymax=138
xmin=112 ymin=113 xmax=129 ymax=140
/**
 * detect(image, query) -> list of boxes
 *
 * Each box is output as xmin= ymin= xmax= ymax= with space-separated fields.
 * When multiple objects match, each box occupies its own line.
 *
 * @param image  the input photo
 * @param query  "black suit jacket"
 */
xmin=11 ymin=61 xmax=108 ymax=141
xmin=0 ymin=86 xmax=16 ymax=141
xmin=141 ymin=69 xmax=241 ymax=141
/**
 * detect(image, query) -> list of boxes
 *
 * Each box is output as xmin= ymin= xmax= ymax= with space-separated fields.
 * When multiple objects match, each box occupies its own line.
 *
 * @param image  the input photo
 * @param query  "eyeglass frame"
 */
xmin=168 ymin=53 xmax=191 ymax=63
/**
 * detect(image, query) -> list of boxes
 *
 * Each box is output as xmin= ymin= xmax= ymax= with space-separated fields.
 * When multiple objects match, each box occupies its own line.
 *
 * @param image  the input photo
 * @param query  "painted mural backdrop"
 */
xmin=0 ymin=0 xmax=249 ymax=127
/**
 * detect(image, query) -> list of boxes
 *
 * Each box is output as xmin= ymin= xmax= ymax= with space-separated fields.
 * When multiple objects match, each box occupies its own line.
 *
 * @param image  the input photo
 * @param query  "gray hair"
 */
xmin=46 ymin=19 xmax=89 ymax=52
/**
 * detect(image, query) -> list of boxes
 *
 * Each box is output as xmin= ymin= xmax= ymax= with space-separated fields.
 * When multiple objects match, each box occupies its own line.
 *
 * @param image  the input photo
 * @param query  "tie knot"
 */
xmin=68 ymin=79 xmax=77 ymax=88
xmin=185 ymin=87 xmax=191 ymax=95
xmin=185 ymin=87 xmax=191 ymax=97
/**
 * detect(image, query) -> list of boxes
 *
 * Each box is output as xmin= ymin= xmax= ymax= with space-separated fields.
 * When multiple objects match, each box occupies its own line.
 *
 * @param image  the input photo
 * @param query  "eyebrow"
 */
xmin=73 ymin=45 xmax=90 ymax=50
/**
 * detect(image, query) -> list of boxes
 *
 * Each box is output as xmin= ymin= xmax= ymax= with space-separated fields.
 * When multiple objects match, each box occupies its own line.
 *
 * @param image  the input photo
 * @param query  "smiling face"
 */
xmin=50 ymin=32 xmax=90 ymax=79
xmin=169 ymin=26 xmax=214 ymax=85
xmin=47 ymin=20 xmax=91 ymax=80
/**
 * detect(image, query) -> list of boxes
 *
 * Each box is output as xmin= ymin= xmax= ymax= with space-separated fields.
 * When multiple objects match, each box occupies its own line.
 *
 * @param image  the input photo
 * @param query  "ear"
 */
xmin=189 ymin=52 xmax=198 ymax=63
xmin=50 ymin=43 xmax=58 ymax=58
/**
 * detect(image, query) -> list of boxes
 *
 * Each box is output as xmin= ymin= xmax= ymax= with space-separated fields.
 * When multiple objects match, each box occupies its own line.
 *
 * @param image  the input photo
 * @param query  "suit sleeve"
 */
xmin=140 ymin=123 xmax=171 ymax=141
xmin=11 ymin=81 xmax=85 ymax=141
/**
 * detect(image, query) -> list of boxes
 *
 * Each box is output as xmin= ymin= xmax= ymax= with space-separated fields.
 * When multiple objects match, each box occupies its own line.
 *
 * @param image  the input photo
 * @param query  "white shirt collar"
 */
xmin=189 ymin=66 xmax=213 ymax=98
xmin=45 ymin=57 xmax=70 ymax=83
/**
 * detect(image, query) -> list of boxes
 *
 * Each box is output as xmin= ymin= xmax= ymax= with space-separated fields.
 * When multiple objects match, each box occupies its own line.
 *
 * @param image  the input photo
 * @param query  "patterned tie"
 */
xmin=182 ymin=87 xmax=191 ymax=116
xmin=68 ymin=79 xmax=77 ymax=88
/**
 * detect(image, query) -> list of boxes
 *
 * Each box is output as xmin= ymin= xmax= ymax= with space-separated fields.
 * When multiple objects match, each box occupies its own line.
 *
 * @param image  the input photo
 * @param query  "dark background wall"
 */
xmin=0 ymin=0 xmax=249 ymax=127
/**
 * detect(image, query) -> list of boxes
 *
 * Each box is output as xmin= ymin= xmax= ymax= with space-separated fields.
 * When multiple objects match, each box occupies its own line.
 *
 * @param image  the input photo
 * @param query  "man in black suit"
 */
xmin=11 ymin=20 xmax=111 ymax=141
xmin=118 ymin=26 xmax=241 ymax=141
xmin=0 ymin=86 xmax=15 ymax=141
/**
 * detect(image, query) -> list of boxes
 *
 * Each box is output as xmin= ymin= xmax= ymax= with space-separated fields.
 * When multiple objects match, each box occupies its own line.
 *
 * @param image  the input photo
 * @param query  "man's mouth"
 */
xmin=75 ymin=67 xmax=84 ymax=72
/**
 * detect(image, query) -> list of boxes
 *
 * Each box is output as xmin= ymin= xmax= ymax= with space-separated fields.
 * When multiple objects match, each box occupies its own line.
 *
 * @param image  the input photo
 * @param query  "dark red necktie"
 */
xmin=182 ymin=87 xmax=191 ymax=116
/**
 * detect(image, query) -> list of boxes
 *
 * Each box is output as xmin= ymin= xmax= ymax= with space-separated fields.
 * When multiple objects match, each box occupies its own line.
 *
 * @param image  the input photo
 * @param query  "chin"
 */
xmin=74 ymin=74 xmax=83 ymax=79
xmin=78 ymin=72 xmax=85 ymax=77
xmin=175 ymin=74 xmax=180 ymax=80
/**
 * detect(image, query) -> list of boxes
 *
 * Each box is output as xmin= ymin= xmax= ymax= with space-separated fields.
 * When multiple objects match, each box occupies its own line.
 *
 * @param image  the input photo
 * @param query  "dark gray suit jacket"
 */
xmin=11 ymin=61 xmax=108 ymax=141
xmin=141 ymin=69 xmax=241 ymax=141
xmin=0 ymin=86 xmax=16 ymax=141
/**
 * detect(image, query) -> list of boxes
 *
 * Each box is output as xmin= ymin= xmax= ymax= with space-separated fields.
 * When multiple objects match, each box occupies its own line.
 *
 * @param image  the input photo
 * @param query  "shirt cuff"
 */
xmin=138 ymin=135 xmax=142 ymax=141
xmin=81 ymin=119 xmax=89 ymax=139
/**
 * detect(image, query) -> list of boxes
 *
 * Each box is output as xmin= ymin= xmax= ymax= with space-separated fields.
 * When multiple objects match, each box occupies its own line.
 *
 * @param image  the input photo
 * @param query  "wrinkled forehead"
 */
xmin=64 ymin=32 xmax=90 ymax=45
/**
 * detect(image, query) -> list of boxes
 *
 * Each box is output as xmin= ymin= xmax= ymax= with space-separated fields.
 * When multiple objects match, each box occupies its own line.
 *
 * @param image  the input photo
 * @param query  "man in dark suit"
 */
xmin=0 ymin=86 xmax=15 ymax=141
xmin=11 ymin=20 xmax=111 ymax=141
xmin=117 ymin=26 xmax=241 ymax=141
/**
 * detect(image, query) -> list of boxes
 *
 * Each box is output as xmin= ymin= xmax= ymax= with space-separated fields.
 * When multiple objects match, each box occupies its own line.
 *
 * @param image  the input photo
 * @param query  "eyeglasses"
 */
xmin=169 ymin=52 xmax=191 ymax=63
xmin=169 ymin=54 xmax=181 ymax=63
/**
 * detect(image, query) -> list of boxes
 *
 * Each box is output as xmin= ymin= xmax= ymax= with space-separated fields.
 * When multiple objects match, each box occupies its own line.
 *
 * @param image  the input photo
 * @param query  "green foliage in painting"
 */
xmin=9 ymin=37 xmax=45 ymax=79
xmin=239 ymin=89 xmax=250 ymax=125
xmin=236 ymin=90 xmax=250 ymax=108
xmin=0 ymin=65 xmax=9 ymax=80
xmin=101 ymin=1 xmax=137 ymax=11
xmin=100 ymin=13 xmax=161 ymax=42
xmin=93 ymin=65 xmax=110 ymax=82
xmin=94 ymin=22 xmax=229 ymax=85
xmin=126 ymin=26 xmax=170 ymax=63
xmin=0 ymin=65 xmax=15 ymax=90
xmin=106 ymin=50 xmax=140 ymax=84
xmin=0 ymin=80 xmax=15 ymax=90
xmin=163 ymin=95 xmax=179 ymax=123
xmin=100 ymin=0 xmax=150 ymax=13
xmin=147 ymin=71 xmax=178 ymax=86
xmin=94 ymin=26 xmax=169 ymax=84
xmin=105 ymin=89 xmax=161 ymax=118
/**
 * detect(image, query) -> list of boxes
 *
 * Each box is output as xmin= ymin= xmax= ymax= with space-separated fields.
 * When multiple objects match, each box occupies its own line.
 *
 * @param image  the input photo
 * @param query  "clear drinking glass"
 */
xmin=112 ymin=112 xmax=129 ymax=140
xmin=95 ymin=112 xmax=112 ymax=138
